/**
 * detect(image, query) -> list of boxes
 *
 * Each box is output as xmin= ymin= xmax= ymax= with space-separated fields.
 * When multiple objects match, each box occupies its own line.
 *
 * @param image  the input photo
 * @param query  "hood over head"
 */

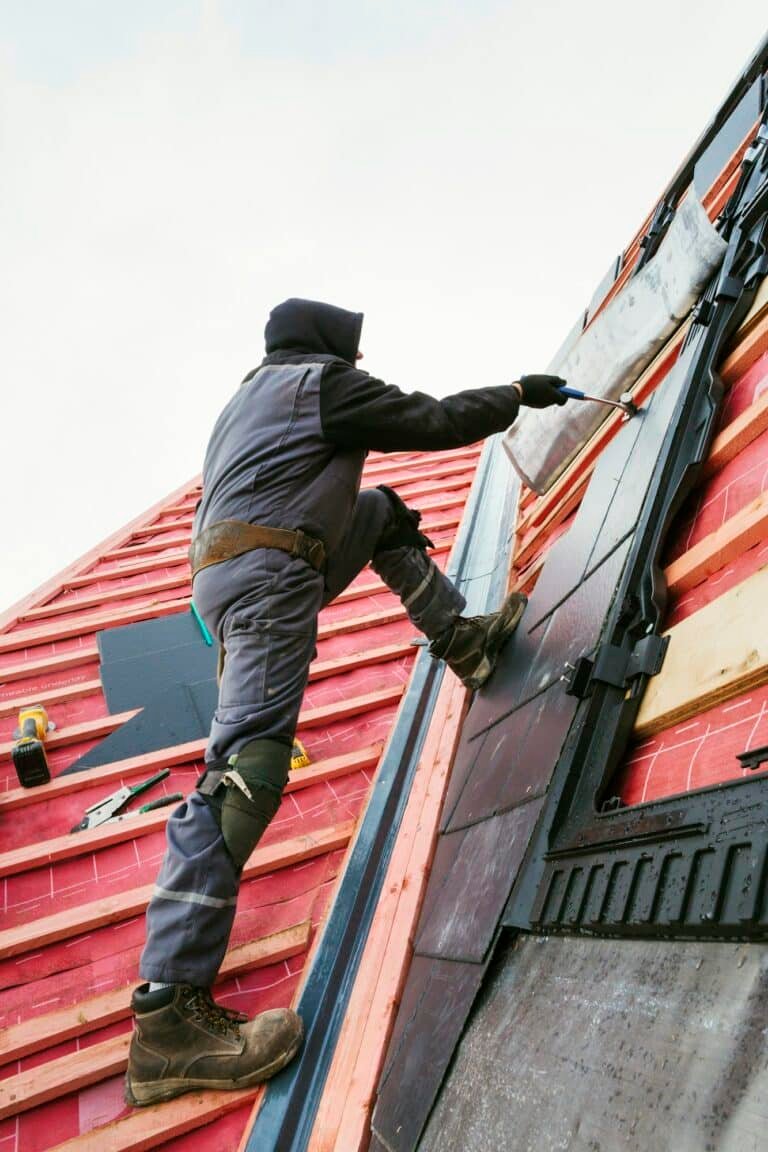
xmin=264 ymin=298 xmax=364 ymax=364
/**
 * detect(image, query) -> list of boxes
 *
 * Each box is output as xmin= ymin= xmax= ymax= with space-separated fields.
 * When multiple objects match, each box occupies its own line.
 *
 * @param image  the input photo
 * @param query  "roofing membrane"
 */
xmin=0 ymin=443 xmax=481 ymax=1151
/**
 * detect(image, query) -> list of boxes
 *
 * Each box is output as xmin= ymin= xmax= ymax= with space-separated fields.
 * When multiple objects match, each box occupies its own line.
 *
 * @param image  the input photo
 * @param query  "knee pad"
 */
xmin=199 ymin=739 xmax=291 ymax=870
xmin=373 ymin=485 xmax=434 ymax=556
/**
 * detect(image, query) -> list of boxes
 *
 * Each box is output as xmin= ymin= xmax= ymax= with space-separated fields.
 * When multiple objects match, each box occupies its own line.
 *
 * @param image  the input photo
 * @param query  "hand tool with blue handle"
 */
xmin=557 ymin=385 xmax=639 ymax=419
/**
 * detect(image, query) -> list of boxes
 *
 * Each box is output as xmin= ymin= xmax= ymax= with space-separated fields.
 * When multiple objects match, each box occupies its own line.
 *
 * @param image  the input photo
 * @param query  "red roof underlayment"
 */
xmin=0 ymin=443 xmax=480 ymax=1152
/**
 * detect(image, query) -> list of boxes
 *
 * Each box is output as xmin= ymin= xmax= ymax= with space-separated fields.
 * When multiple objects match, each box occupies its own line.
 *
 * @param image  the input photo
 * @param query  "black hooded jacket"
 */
xmin=194 ymin=299 xmax=522 ymax=551
xmin=250 ymin=297 xmax=522 ymax=453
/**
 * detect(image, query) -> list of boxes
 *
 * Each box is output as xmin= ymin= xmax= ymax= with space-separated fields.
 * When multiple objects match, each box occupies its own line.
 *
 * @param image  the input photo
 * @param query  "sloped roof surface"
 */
xmin=0 ymin=443 xmax=480 ymax=1151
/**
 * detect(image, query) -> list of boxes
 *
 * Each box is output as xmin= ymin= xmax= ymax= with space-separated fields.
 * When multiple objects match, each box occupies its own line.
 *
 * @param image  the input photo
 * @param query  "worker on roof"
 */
xmin=125 ymin=298 xmax=569 ymax=1106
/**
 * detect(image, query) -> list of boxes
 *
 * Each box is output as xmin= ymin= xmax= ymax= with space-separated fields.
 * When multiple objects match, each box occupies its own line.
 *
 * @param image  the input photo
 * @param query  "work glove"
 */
xmin=513 ymin=374 xmax=568 ymax=409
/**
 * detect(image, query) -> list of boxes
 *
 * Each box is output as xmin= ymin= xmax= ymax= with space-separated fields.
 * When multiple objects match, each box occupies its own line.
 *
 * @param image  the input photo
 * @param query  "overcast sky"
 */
xmin=1 ymin=2 xmax=766 ymax=614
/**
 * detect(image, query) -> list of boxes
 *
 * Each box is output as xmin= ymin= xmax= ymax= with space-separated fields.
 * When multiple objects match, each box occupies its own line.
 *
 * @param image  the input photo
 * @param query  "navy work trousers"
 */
xmin=140 ymin=489 xmax=466 ymax=985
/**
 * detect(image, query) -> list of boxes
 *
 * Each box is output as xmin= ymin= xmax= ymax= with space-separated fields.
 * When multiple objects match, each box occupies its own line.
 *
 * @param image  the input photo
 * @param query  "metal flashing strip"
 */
xmin=506 ymin=108 xmax=768 ymax=942
xmin=242 ymin=437 xmax=519 ymax=1152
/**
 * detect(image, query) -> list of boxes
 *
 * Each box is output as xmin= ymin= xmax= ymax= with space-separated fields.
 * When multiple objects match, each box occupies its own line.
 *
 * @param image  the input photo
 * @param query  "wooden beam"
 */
xmin=665 ymin=491 xmax=768 ymax=595
xmin=0 ymin=476 xmax=199 ymax=636
xmin=0 ymin=709 xmax=137 ymax=759
xmin=0 ymin=741 xmax=380 ymax=816
xmin=0 ymin=598 xmax=190 ymax=654
xmin=0 ymin=592 xmax=412 ymax=662
xmin=0 ymin=677 xmax=102 ymax=719
xmin=105 ymin=533 xmax=190 ymax=561
xmin=0 ymin=820 xmax=355 ymax=959
xmin=0 ymin=745 xmax=380 ymax=879
xmin=304 ymin=672 xmax=468 ymax=1152
xmin=0 ymin=680 xmax=400 ymax=762
xmin=65 ymin=549 xmax=189 ymax=587
xmin=0 ymin=922 xmax=311 ymax=1065
xmin=0 ymin=742 xmax=206 ymax=812
xmin=0 ymin=644 xmax=100 ymax=685
xmin=21 ymin=573 xmax=191 ymax=622
xmin=704 ymin=380 xmax=768 ymax=478
xmin=635 ymin=564 xmax=768 ymax=738
xmin=0 ymin=1032 xmax=130 ymax=1121
xmin=720 ymin=279 xmax=768 ymax=385
xmin=49 ymin=1086 xmax=261 ymax=1151
xmin=21 ymin=542 xmax=451 ymax=625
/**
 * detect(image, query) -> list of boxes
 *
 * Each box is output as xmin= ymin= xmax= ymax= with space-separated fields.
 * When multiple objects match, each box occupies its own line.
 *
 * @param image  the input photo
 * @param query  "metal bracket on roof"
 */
xmin=562 ymin=634 xmax=668 ymax=699
xmin=635 ymin=199 xmax=676 ymax=272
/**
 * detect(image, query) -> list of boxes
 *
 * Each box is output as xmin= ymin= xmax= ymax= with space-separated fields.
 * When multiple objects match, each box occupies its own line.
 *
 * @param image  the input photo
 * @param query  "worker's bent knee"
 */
xmin=373 ymin=485 xmax=434 ymax=555
xmin=201 ymin=739 xmax=292 ymax=871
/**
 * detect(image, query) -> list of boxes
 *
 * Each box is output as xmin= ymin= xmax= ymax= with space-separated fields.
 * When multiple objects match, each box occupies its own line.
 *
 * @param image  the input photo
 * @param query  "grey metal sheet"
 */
xmin=414 ymin=799 xmax=544 ymax=962
xmin=418 ymin=934 xmax=768 ymax=1152
xmin=372 ymin=956 xmax=487 ymax=1152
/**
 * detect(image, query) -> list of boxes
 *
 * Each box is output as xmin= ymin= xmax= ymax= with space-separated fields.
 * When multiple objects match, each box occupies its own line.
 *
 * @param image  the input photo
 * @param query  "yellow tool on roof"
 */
xmin=12 ymin=705 xmax=55 ymax=787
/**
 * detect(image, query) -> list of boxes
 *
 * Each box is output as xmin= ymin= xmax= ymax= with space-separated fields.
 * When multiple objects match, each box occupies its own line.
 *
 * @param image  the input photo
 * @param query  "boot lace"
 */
xmin=182 ymin=987 xmax=248 ymax=1037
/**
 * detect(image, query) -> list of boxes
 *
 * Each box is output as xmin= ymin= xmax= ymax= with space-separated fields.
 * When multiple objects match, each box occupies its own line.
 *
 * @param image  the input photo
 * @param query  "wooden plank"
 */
xmin=720 ymin=280 xmax=768 ymax=385
xmin=50 ymin=1085 xmax=261 ymax=1152
xmin=0 ymin=593 xmax=412 ymax=665
xmin=21 ymin=573 xmax=191 ymax=622
xmin=0 ymin=598 xmax=190 ymax=655
xmin=0 ymin=710 xmax=137 ymax=760
xmin=0 ymin=625 xmax=411 ymax=702
xmin=0 ymin=677 xmax=102 ymax=719
xmin=65 ymin=549 xmax=189 ymax=587
xmin=0 ymin=741 xmax=207 ymax=813
xmin=0 ymin=680 xmax=399 ymax=763
xmin=105 ymin=465 xmax=473 ymax=558
xmin=318 ymin=605 xmax=407 ymax=641
xmin=0 ymin=741 xmax=380 ymax=816
xmin=305 ymin=672 xmax=468 ymax=1152
xmin=704 ymin=382 xmax=768 ymax=478
xmin=105 ymin=533 xmax=190 ymax=561
xmin=0 ymin=476 xmax=199 ymax=635
xmin=635 ymin=564 xmax=768 ymax=738
xmin=0 ymin=921 xmax=311 ymax=1065
xmin=310 ymin=640 xmax=414 ymax=679
xmin=299 ymin=685 xmax=404 ymax=729
xmin=22 ymin=542 xmax=451 ymax=624
xmin=0 ymin=820 xmax=355 ymax=959
xmin=665 ymin=491 xmax=768 ymax=595
xmin=0 ymin=745 xmax=380 ymax=879
xmin=0 ymin=1033 xmax=130 ymax=1121
xmin=0 ymin=644 xmax=100 ymax=685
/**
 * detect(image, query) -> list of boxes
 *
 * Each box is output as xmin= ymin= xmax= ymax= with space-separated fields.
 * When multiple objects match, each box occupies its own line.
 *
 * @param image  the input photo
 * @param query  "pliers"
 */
xmin=70 ymin=768 xmax=183 ymax=833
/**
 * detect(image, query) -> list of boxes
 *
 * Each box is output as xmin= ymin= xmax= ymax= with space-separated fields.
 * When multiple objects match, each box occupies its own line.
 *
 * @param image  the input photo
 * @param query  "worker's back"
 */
xmin=194 ymin=357 xmax=366 ymax=552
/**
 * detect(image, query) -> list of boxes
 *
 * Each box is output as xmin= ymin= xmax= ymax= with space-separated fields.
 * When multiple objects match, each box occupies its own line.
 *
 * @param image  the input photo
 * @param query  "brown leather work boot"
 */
xmin=429 ymin=592 xmax=527 ymax=690
xmin=125 ymin=983 xmax=304 ymax=1106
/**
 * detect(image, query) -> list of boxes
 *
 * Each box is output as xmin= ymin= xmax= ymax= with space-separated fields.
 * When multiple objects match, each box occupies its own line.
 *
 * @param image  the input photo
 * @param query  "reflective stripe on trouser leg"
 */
xmin=372 ymin=545 xmax=466 ymax=641
xmin=139 ymin=792 xmax=239 ymax=986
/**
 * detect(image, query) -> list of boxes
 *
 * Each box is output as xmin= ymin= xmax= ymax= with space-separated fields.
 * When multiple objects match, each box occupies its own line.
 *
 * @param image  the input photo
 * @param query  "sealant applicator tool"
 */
xmin=557 ymin=386 xmax=639 ymax=420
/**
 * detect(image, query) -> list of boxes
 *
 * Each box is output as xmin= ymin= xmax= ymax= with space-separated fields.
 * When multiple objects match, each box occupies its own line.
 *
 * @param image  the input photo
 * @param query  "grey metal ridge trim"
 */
xmin=244 ymin=436 xmax=519 ymax=1152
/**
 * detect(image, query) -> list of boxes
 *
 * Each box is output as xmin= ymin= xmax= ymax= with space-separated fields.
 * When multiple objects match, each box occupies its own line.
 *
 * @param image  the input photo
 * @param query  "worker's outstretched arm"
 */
xmin=319 ymin=363 xmax=567 ymax=452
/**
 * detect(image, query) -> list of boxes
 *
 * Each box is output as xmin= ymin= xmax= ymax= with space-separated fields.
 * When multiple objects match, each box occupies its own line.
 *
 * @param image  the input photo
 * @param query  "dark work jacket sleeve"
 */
xmin=319 ymin=362 xmax=521 ymax=452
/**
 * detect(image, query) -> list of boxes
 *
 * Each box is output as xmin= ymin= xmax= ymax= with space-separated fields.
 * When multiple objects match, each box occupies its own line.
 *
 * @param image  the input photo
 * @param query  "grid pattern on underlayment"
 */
xmin=0 ymin=442 xmax=481 ymax=1152
xmin=509 ymin=301 xmax=768 ymax=809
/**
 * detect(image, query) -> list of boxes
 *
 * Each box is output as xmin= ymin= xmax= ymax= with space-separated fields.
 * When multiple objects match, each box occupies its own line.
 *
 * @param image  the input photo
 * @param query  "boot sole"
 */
xmin=465 ymin=593 xmax=527 ymax=691
xmin=124 ymin=1027 xmax=304 ymax=1107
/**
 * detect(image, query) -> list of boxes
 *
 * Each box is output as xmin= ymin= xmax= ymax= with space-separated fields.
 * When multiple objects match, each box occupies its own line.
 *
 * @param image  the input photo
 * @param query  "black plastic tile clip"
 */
xmin=736 ymin=744 xmax=768 ymax=771
xmin=561 ymin=634 xmax=669 ymax=699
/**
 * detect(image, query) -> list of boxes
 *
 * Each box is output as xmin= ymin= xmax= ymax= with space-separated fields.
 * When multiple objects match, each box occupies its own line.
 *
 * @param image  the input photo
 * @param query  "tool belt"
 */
xmin=189 ymin=519 xmax=326 ymax=578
